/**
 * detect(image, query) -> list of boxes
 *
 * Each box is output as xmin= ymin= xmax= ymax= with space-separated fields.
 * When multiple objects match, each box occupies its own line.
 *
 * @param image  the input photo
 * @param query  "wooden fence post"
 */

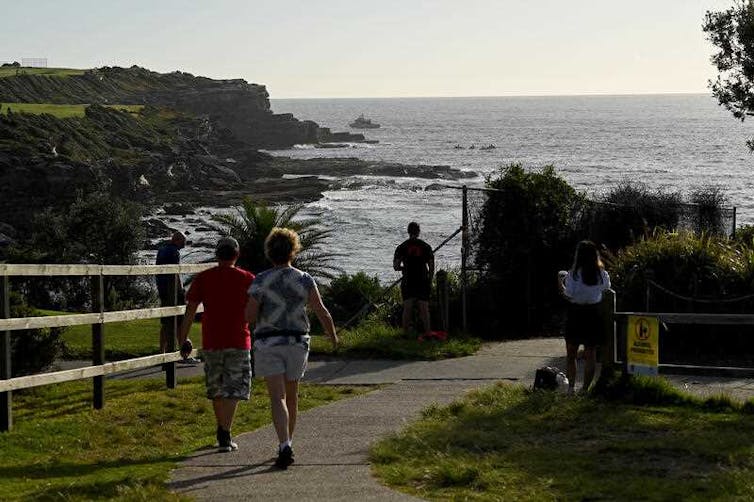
xmin=436 ymin=270 xmax=449 ymax=332
xmin=1 ymin=275 xmax=12 ymax=431
xmin=166 ymin=274 xmax=178 ymax=389
xmin=92 ymin=274 xmax=105 ymax=409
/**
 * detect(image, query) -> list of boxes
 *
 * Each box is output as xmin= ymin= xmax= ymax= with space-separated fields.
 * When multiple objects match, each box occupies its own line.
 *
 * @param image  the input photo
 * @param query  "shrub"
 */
xmin=734 ymin=224 xmax=754 ymax=248
xmin=8 ymin=191 xmax=147 ymax=311
xmin=611 ymin=231 xmax=753 ymax=312
xmin=588 ymin=180 xmax=683 ymax=250
xmin=9 ymin=292 xmax=63 ymax=377
xmin=473 ymin=164 xmax=585 ymax=333
xmin=587 ymin=182 xmax=732 ymax=250
xmin=689 ymin=185 xmax=730 ymax=236
xmin=321 ymin=272 xmax=385 ymax=325
xmin=611 ymin=231 xmax=754 ymax=363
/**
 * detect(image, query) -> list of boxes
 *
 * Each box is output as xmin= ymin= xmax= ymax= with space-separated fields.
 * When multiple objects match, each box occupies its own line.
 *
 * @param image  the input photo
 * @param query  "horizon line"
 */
xmin=272 ymin=91 xmax=712 ymax=100
xmin=6 ymin=65 xmax=713 ymax=100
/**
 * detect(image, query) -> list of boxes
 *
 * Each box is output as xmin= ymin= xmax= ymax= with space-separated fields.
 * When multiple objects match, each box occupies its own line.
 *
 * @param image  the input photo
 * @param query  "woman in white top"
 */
xmin=558 ymin=240 xmax=611 ymax=393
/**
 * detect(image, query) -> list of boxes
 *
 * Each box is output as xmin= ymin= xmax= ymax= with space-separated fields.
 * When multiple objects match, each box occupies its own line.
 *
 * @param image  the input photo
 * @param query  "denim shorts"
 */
xmin=202 ymin=349 xmax=252 ymax=400
xmin=253 ymin=337 xmax=309 ymax=381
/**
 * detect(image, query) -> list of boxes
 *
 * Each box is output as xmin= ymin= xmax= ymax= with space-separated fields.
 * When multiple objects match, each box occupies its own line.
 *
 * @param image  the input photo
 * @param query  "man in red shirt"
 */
xmin=178 ymin=237 xmax=255 ymax=452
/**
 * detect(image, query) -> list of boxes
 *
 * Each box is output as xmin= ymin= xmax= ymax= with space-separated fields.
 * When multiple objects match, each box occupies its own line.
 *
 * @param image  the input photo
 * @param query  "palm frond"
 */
xmin=212 ymin=196 xmax=341 ymax=279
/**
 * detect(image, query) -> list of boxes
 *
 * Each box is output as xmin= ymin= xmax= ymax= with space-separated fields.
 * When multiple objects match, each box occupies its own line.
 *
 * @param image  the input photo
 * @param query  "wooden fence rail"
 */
xmin=0 ymin=262 xmax=214 ymax=431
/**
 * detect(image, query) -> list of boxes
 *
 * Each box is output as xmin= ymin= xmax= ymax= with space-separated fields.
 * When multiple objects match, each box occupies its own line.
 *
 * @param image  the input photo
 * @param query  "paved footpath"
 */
xmin=166 ymin=338 xmax=754 ymax=501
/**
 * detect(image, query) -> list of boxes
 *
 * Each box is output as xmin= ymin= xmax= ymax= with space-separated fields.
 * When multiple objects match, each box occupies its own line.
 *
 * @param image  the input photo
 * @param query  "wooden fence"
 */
xmin=0 ymin=263 xmax=214 ymax=432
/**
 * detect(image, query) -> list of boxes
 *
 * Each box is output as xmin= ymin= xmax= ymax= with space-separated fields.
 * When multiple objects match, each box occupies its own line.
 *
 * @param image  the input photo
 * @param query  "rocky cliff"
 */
xmin=0 ymin=66 xmax=363 ymax=148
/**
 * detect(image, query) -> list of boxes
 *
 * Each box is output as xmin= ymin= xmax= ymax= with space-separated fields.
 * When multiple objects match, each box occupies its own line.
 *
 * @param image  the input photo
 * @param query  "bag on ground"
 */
xmin=533 ymin=366 xmax=568 ymax=391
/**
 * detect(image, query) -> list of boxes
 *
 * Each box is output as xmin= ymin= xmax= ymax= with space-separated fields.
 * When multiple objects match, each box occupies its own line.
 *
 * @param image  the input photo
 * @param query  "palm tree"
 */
xmin=212 ymin=197 xmax=343 ymax=280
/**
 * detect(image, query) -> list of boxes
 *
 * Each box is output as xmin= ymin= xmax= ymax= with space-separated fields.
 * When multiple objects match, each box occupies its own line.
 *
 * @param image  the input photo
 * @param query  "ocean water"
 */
xmin=265 ymin=95 xmax=754 ymax=281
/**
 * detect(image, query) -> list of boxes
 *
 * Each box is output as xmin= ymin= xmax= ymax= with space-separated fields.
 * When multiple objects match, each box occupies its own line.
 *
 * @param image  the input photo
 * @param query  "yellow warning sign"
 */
xmin=626 ymin=315 xmax=659 ymax=374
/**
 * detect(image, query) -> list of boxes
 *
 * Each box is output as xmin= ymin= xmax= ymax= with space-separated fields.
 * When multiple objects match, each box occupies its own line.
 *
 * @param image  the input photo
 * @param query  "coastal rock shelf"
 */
xmin=0 ymin=65 xmax=471 ymax=237
xmin=260 ymin=157 xmax=477 ymax=181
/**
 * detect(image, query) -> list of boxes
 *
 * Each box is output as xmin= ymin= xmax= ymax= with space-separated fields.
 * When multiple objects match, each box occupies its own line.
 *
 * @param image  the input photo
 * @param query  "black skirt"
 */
xmin=565 ymin=303 xmax=603 ymax=347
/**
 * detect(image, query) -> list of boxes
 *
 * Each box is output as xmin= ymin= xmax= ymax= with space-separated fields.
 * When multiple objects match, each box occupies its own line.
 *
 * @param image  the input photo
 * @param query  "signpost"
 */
xmin=626 ymin=315 xmax=659 ymax=376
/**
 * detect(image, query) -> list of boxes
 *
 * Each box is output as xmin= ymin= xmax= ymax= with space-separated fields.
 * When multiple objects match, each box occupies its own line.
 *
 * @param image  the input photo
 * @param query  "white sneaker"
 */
xmin=218 ymin=440 xmax=238 ymax=453
xmin=178 ymin=357 xmax=201 ymax=365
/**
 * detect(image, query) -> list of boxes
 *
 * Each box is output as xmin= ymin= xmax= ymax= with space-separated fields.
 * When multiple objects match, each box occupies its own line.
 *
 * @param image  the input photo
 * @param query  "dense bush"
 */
xmin=588 ymin=181 xmax=683 ymax=250
xmin=9 ymin=191 xmax=148 ymax=311
xmin=611 ymin=231 xmax=754 ymax=364
xmin=611 ymin=231 xmax=754 ymax=312
xmin=473 ymin=164 xmax=585 ymax=333
xmin=733 ymin=224 xmax=754 ymax=248
xmin=690 ymin=185 xmax=730 ymax=236
xmin=587 ymin=182 xmax=732 ymax=250
xmin=469 ymin=167 xmax=737 ymax=337
xmin=9 ymin=292 xmax=63 ymax=376
xmin=321 ymin=272 xmax=386 ymax=324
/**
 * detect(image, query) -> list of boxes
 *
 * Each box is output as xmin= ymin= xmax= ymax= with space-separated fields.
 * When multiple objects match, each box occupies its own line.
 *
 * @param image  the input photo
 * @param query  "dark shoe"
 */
xmin=274 ymin=445 xmax=294 ymax=469
xmin=177 ymin=356 xmax=200 ymax=365
xmin=216 ymin=427 xmax=238 ymax=453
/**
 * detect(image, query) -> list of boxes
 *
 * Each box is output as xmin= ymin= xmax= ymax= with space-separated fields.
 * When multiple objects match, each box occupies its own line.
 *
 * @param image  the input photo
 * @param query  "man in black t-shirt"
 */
xmin=393 ymin=222 xmax=434 ymax=335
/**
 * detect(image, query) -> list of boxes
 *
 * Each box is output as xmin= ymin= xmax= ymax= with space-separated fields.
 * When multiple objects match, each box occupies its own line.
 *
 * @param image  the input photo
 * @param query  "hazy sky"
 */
xmin=0 ymin=0 xmax=737 ymax=98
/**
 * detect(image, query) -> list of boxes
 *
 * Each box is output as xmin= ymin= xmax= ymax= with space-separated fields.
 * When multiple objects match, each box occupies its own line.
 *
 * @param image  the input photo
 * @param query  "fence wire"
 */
xmin=454 ymin=186 xmax=737 ymax=271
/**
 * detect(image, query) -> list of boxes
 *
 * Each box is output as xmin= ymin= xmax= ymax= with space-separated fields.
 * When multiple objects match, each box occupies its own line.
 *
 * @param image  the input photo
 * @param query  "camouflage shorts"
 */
xmin=202 ymin=349 xmax=252 ymax=400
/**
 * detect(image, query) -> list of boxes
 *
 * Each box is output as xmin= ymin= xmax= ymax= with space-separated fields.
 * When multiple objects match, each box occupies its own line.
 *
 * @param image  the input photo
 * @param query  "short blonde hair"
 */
xmin=264 ymin=227 xmax=302 ymax=265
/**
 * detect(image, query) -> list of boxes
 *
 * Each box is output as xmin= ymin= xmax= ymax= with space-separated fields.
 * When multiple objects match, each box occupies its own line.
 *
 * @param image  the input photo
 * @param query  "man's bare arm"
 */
xmin=393 ymin=256 xmax=403 ymax=271
xmin=178 ymin=300 xmax=200 ymax=347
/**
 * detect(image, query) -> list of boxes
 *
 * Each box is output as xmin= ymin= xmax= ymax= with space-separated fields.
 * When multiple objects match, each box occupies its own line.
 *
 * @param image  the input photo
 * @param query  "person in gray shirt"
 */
xmin=246 ymin=227 xmax=338 ymax=469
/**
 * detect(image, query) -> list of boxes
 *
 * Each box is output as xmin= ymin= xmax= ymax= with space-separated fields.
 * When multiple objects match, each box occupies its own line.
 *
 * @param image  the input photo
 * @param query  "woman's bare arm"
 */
xmin=308 ymin=285 xmax=338 ymax=348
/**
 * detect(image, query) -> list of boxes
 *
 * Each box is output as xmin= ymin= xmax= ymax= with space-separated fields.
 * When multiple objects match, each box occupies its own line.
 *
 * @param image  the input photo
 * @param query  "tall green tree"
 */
xmin=703 ymin=0 xmax=754 ymax=150
xmin=213 ymin=197 xmax=343 ymax=279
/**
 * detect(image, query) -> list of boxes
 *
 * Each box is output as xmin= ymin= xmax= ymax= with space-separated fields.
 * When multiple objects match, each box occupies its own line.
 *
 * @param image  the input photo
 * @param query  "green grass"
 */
xmin=35 ymin=310 xmax=202 ymax=360
xmin=0 ymin=102 xmax=144 ymax=118
xmin=0 ymin=66 xmax=87 ymax=78
xmin=371 ymin=381 xmax=754 ymax=501
xmin=310 ymin=321 xmax=482 ymax=360
xmin=50 ymin=310 xmax=480 ymax=361
xmin=0 ymin=376 xmax=370 ymax=501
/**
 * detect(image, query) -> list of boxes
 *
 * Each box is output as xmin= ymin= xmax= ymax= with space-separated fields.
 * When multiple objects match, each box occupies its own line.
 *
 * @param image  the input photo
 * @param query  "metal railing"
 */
xmin=0 ymin=262 xmax=214 ymax=431
xmin=600 ymin=290 xmax=754 ymax=376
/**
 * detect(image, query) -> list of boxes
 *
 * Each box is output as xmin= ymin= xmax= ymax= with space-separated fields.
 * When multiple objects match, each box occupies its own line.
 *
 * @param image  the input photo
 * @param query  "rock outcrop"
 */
xmin=0 ymin=66 xmax=366 ymax=148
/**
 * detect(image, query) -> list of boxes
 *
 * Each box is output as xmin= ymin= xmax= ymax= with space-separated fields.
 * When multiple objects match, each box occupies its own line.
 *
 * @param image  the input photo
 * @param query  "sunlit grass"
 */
xmin=38 ymin=310 xmax=201 ymax=360
xmin=372 ymin=382 xmax=754 ymax=501
xmin=0 ymin=66 xmax=86 ymax=78
xmin=310 ymin=321 xmax=481 ymax=360
xmin=51 ymin=310 xmax=480 ymax=361
xmin=1 ymin=377 xmax=371 ymax=501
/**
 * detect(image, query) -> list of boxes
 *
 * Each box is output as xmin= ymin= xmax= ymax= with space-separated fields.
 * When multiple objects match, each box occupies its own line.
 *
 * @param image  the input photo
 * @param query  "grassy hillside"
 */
xmin=0 ymin=67 xmax=86 ymax=78
xmin=0 ymin=102 xmax=143 ymax=118
xmin=0 ymin=104 xmax=178 ymax=161
xmin=0 ymin=65 xmax=268 ymax=106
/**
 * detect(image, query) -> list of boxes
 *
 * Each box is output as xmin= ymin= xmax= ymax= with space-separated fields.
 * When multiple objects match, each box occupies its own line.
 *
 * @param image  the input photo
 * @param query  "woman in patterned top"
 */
xmin=246 ymin=227 xmax=338 ymax=469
